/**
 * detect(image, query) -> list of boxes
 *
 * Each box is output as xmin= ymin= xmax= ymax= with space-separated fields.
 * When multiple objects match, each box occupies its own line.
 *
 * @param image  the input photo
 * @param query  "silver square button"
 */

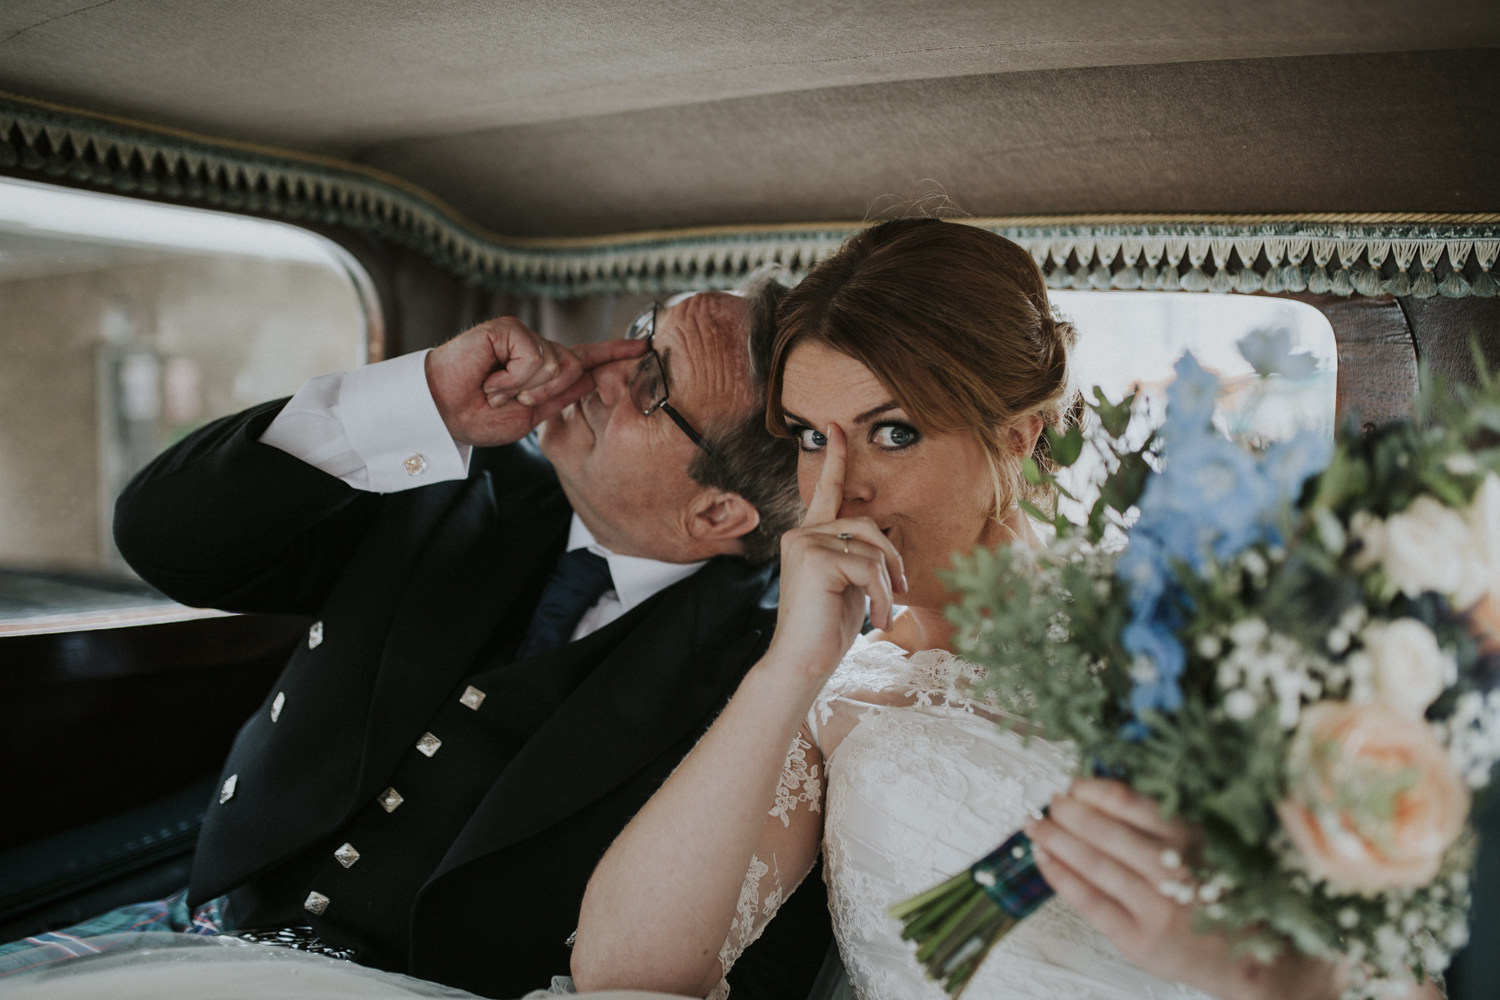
xmin=270 ymin=691 xmax=285 ymax=722
xmin=308 ymin=621 xmax=324 ymax=649
xmin=304 ymin=891 xmax=330 ymax=916
xmin=459 ymin=685 xmax=486 ymax=710
xmin=334 ymin=843 xmax=360 ymax=868
xmin=415 ymin=733 xmax=442 ymax=757
xmin=377 ymin=787 xmax=404 ymax=813
xmin=219 ymin=774 xmax=238 ymax=804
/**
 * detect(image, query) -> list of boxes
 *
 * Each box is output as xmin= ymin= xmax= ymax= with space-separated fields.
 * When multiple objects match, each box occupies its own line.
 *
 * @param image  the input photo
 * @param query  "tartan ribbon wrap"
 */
xmin=970 ymin=827 xmax=1054 ymax=921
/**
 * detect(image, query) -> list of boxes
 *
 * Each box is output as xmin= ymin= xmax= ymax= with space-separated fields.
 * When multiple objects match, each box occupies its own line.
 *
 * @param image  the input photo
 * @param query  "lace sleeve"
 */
xmin=712 ymin=724 xmax=824 ymax=993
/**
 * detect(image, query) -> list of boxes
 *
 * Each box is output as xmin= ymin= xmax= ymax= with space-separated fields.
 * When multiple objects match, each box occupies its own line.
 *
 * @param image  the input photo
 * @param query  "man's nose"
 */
xmin=590 ymin=358 xmax=632 ymax=407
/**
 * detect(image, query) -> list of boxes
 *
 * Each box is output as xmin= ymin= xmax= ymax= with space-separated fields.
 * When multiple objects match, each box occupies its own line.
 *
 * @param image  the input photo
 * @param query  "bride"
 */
xmin=571 ymin=219 xmax=1362 ymax=1000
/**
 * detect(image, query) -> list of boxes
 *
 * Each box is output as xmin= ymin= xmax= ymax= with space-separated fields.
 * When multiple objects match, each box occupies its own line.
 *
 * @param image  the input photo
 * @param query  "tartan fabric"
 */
xmin=971 ymin=828 xmax=1055 ymax=921
xmin=0 ymin=889 xmax=227 ymax=978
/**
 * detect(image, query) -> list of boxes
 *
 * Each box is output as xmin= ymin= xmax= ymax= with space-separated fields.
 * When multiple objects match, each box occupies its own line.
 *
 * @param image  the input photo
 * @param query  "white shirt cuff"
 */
xmin=259 ymin=349 xmax=472 ymax=493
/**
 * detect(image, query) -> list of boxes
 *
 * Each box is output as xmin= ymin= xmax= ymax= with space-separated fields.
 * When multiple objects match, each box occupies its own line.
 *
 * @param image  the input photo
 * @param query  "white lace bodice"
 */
xmin=811 ymin=635 xmax=1209 ymax=1000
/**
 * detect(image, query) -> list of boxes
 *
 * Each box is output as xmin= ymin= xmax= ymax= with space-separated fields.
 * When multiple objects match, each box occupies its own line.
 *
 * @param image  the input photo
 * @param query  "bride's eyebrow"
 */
xmin=782 ymin=402 xmax=903 ymax=427
xmin=854 ymin=401 xmax=902 ymax=424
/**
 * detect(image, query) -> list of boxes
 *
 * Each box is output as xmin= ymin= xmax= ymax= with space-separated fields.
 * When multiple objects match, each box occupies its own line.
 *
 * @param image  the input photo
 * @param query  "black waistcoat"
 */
xmin=233 ymin=592 xmax=662 ymax=968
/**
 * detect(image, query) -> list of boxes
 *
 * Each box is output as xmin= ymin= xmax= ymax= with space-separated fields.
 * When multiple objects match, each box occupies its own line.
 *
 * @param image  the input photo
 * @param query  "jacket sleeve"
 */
xmin=113 ymin=398 xmax=382 ymax=615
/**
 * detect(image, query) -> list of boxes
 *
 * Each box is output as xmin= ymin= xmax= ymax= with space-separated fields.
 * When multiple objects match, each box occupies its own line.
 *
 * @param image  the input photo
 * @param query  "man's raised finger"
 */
xmin=573 ymin=337 xmax=648 ymax=371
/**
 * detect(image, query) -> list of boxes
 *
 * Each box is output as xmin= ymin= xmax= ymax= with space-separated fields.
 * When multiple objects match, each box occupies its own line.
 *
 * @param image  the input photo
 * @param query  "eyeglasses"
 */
xmin=625 ymin=301 xmax=721 ymax=464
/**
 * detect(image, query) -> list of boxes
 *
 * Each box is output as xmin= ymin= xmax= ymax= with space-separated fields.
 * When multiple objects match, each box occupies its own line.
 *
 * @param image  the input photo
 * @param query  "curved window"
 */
xmin=1051 ymin=290 xmax=1338 ymax=527
xmin=0 ymin=178 xmax=376 ymax=633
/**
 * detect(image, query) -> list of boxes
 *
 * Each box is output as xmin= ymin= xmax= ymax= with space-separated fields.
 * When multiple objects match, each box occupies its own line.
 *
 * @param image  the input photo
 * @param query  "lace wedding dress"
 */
xmin=800 ymin=634 xmax=1209 ymax=1000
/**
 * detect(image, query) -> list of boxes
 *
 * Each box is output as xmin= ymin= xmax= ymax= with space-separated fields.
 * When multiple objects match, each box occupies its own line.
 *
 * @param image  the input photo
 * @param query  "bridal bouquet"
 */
xmin=892 ymin=337 xmax=1500 ymax=998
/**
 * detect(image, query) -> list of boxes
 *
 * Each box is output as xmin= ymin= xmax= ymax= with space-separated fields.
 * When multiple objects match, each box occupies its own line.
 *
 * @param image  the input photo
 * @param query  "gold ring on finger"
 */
xmin=837 ymin=532 xmax=852 ymax=554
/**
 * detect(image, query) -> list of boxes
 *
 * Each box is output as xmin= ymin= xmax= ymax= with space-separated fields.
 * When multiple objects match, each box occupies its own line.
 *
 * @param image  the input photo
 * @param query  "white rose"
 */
xmin=1349 ymin=510 xmax=1386 ymax=570
xmin=1381 ymin=497 xmax=1470 ymax=600
xmin=1360 ymin=618 xmax=1454 ymax=718
xmin=1462 ymin=472 xmax=1500 ymax=608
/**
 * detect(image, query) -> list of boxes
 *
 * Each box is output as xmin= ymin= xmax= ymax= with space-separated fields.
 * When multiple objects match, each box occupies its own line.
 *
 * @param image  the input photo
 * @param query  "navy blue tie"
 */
xmin=515 ymin=548 xmax=615 ymax=660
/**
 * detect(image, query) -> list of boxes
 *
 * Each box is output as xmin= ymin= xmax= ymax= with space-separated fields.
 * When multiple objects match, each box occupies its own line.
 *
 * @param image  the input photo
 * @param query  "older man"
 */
xmin=98 ymin=286 xmax=828 ymax=998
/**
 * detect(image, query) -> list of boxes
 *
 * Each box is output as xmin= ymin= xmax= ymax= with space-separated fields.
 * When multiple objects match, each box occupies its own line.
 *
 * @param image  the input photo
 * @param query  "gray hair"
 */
xmin=688 ymin=265 xmax=803 ymax=564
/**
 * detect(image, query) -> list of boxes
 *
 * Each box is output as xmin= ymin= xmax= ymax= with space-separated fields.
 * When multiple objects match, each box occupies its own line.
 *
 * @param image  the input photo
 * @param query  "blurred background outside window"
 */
xmin=0 ymin=177 xmax=372 ymax=632
xmin=1052 ymin=290 xmax=1338 ymax=528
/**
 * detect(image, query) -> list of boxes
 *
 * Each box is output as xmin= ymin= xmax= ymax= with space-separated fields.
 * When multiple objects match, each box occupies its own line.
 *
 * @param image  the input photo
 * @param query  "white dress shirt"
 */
xmin=258 ymin=350 xmax=706 ymax=641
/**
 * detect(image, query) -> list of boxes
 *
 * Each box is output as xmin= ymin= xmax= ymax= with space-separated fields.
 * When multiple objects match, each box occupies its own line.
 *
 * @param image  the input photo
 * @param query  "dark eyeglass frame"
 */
xmin=625 ymin=301 xmax=722 ymax=465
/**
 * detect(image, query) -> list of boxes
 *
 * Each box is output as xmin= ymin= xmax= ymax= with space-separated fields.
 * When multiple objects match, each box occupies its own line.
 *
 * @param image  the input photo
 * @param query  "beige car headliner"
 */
xmin=0 ymin=1 xmax=1495 ymax=237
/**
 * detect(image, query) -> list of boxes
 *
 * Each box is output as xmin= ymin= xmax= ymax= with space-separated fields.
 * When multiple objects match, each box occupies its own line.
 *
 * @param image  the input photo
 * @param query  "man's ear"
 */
xmin=686 ymin=491 xmax=761 ymax=547
xmin=1008 ymin=413 xmax=1045 ymax=458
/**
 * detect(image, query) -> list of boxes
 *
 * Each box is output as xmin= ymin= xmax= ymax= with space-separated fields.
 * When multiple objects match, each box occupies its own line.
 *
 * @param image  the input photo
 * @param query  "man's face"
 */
xmin=538 ymin=293 xmax=756 ymax=561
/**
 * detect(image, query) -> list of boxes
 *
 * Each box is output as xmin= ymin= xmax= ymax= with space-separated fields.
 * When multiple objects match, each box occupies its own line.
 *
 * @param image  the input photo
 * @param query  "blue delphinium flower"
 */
xmin=1114 ymin=352 xmax=1331 ymax=726
xmin=1136 ymin=432 xmax=1272 ymax=569
xmin=1262 ymin=430 xmax=1334 ymax=509
xmin=1159 ymin=352 xmax=1219 ymax=442
xmin=1123 ymin=618 xmax=1186 ymax=715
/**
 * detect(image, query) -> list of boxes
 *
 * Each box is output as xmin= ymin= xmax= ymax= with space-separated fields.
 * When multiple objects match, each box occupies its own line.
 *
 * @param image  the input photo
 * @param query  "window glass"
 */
xmin=0 ymin=178 xmax=372 ymax=632
xmin=1051 ymin=290 xmax=1338 ymax=527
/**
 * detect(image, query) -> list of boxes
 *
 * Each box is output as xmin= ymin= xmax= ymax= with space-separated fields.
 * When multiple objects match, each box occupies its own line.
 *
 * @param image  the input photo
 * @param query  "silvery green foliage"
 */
xmin=944 ymin=344 xmax=1500 ymax=996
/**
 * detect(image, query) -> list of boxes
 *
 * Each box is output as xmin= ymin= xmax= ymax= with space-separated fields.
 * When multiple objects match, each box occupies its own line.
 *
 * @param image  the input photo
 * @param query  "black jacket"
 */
xmin=114 ymin=399 xmax=831 ymax=999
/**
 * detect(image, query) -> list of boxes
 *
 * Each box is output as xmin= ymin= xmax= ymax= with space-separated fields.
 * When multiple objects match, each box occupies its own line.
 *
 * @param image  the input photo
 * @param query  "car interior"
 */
xmin=0 ymin=3 xmax=1495 ymax=996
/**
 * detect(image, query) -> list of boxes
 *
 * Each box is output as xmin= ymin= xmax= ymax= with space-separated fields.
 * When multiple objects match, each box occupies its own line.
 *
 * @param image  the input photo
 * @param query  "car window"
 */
xmin=0 ymin=178 xmax=374 ymax=633
xmin=1051 ymin=289 xmax=1337 ymax=531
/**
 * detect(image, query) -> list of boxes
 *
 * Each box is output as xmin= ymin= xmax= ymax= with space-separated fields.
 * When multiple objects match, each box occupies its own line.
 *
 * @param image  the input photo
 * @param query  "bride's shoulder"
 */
xmin=821 ymin=633 xmax=988 ymax=705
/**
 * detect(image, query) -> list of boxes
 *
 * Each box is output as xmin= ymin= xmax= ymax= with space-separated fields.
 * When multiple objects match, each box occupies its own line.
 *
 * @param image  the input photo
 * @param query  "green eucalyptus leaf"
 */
xmin=1101 ymin=451 xmax=1151 ymax=513
xmin=1046 ymin=424 xmax=1085 ymax=468
xmin=1091 ymin=386 xmax=1135 ymax=439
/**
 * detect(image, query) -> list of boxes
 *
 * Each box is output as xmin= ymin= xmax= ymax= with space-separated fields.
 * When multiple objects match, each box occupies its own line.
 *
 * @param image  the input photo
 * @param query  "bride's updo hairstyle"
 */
xmin=766 ymin=218 xmax=1079 ymax=518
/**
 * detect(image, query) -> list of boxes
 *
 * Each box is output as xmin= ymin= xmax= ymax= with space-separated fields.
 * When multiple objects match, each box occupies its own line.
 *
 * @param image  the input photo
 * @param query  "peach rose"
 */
xmin=1277 ymin=701 xmax=1469 ymax=892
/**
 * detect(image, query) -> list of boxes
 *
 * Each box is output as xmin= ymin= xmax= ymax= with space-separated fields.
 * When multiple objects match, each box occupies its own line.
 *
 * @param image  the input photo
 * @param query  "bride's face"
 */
xmin=780 ymin=341 xmax=1009 ymax=611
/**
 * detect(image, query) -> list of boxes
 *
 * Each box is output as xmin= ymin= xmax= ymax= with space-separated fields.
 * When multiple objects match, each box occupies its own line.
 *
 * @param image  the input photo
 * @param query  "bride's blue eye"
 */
xmin=872 ymin=423 xmax=920 ymax=449
xmin=794 ymin=427 xmax=827 ymax=452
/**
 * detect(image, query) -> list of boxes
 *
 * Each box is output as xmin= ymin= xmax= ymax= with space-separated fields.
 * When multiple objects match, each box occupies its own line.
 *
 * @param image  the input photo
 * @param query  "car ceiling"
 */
xmin=0 ymin=1 xmax=1496 ymax=237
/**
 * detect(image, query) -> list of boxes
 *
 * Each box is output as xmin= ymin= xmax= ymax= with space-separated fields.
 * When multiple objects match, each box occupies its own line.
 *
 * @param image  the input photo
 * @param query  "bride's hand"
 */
xmin=1026 ymin=779 xmax=1349 ymax=1000
xmin=766 ymin=424 xmax=907 ymax=686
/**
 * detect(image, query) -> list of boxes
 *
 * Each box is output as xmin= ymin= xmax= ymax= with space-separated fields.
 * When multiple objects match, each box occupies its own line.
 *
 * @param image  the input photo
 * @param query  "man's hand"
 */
xmin=425 ymin=318 xmax=646 ymax=447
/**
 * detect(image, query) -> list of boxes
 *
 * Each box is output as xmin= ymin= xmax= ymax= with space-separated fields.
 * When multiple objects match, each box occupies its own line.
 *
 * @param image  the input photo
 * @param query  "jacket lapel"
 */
xmin=430 ymin=558 xmax=775 ymax=879
xmin=356 ymin=467 xmax=570 ymax=802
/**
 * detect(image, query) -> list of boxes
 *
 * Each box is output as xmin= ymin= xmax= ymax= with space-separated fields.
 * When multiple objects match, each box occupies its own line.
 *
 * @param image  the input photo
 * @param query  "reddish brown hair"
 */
xmin=767 ymin=218 xmax=1079 ymax=517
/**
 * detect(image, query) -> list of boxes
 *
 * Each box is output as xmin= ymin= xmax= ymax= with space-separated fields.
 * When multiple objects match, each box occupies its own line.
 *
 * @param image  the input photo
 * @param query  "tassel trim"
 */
xmin=1 ymin=91 xmax=1497 ymax=299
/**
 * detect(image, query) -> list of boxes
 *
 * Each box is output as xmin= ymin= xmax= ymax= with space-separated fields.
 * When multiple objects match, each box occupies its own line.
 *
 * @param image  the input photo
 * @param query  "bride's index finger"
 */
xmin=803 ymin=424 xmax=846 ymax=526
